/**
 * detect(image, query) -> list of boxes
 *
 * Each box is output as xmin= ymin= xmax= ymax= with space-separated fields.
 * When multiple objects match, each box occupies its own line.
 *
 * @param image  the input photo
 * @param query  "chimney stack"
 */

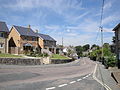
xmin=35 ymin=29 xmax=39 ymax=33
xmin=27 ymin=25 xmax=31 ymax=34
xmin=28 ymin=25 xmax=31 ymax=29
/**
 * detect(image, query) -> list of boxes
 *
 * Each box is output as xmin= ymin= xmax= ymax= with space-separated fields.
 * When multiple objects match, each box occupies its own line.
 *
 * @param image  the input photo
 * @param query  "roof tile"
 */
xmin=37 ymin=33 xmax=56 ymax=41
xmin=0 ymin=21 xmax=9 ymax=32
xmin=13 ymin=25 xmax=37 ymax=37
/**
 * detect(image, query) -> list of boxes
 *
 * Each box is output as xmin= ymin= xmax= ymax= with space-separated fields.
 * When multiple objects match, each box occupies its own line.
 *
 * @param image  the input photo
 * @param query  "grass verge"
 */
xmin=0 ymin=53 xmax=22 ymax=58
xmin=51 ymin=54 xmax=70 ymax=59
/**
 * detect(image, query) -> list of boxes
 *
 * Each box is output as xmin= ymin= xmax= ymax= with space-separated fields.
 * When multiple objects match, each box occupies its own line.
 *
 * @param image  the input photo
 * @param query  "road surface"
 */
xmin=0 ymin=57 xmax=106 ymax=90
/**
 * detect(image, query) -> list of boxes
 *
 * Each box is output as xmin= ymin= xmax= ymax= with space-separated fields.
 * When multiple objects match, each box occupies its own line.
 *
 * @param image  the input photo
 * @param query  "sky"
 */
xmin=0 ymin=0 xmax=120 ymax=46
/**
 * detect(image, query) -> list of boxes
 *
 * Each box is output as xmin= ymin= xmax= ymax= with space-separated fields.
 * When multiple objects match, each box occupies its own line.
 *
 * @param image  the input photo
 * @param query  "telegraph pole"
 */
xmin=100 ymin=26 xmax=104 ymax=60
xmin=62 ymin=37 xmax=63 ymax=47
xmin=100 ymin=0 xmax=104 ymax=60
xmin=99 ymin=1 xmax=105 ymax=90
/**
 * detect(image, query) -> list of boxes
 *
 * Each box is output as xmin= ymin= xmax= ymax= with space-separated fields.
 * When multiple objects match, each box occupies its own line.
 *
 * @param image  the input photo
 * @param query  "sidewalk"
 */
xmin=96 ymin=62 xmax=120 ymax=90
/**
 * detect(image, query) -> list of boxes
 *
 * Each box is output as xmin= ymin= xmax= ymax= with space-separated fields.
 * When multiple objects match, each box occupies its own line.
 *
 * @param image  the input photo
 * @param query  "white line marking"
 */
xmin=89 ymin=73 xmax=91 ymax=76
xmin=69 ymin=81 xmax=76 ymax=84
xmin=83 ymin=77 xmax=86 ymax=79
xmin=46 ymin=87 xmax=56 ymax=90
xmin=92 ymin=64 xmax=112 ymax=90
xmin=58 ymin=84 xmax=67 ymax=87
xmin=104 ymin=84 xmax=112 ymax=90
xmin=77 ymin=79 xmax=82 ymax=81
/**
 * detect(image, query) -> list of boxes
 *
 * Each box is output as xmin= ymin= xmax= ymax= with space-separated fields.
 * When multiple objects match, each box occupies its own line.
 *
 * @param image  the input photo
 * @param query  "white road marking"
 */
xmin=58 ymin=84 xmax=68 ymax=87
xmin=46 ymin=87 xmax=56 ymax=90
xmin=46 ymin=73 xmax=91 ymax=89
xmin=83 ymin=77 xmax=86 ymax=79
xmin=77 ymin=79 xmax=82 ymax=81
xmin=69 ymin=81 xmax=76 ymax=84
xmin=93 ymin=64 xmax=112 ymax=90
xmin=89 ymin=73 xmax=91 ymax=76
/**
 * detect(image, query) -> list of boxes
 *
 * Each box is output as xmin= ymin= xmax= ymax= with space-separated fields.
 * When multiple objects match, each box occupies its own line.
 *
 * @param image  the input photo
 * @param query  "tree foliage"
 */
xmin=89 ymin=43 xmax=116 ymax=68
xmin=83 ymin=44 xmax=90 ymax=51
xmin=91 ymin=44 xmax=100 ymax=49
xmin=75 ymin=45 xmax=83 ymax=57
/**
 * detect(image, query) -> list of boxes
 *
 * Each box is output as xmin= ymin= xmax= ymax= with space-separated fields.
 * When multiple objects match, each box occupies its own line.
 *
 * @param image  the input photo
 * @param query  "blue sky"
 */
xmin=0 ymin=0 xmax=120 ymax=46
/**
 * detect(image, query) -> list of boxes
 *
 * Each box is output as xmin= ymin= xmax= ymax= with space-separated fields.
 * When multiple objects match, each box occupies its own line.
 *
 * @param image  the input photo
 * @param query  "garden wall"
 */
xmin=0 ymin=58 xmax=74 ymax=65
xmin=0 ymin=58 xmax=41 ymax=65
xmin=51 ymin=59 xmax=73 ymax=64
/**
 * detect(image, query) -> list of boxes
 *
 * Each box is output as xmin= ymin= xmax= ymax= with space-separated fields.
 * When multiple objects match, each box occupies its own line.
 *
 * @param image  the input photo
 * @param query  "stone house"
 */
xmin=8 ymin=25 xmax=57 ymax=54
xmin=37 ymin=33 xmax=56 ymax=54
xmin=113 ymin=23 xmax=120 ymax=68
xmin=0 ymin=21 xmax=9 ymax=53
xmin=8 ymin=25 xmax=39 ymax=54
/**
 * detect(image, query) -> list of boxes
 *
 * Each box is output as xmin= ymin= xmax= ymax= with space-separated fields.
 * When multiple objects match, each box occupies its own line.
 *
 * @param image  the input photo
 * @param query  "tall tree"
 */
xmin=75 ymin=45 xmax=83 ymax=57
xmin=91 ymin=44 xmax=100 ymax=49
xmin=83 ymin=44 xmax=90 ymax=51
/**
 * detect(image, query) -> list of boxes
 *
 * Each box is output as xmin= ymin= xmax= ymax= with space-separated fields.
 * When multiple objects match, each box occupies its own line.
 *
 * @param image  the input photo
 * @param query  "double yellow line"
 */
xmin=93 ymin=64 xmax=112 ymax=90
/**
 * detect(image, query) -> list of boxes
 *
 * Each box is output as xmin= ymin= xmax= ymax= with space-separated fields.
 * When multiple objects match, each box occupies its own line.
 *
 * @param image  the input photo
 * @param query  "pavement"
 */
xmin=95 ymin=62 xmax=120 ymax=90
xmin=0 ymin=57 xmax=119 ymax=90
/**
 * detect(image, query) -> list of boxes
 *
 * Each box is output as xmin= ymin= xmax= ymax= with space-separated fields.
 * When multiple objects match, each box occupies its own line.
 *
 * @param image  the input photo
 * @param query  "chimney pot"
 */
xmin=35 ymin=29 xmax=39 ymax=33
xmin=28 ymin=25 xmax=31 ymax=28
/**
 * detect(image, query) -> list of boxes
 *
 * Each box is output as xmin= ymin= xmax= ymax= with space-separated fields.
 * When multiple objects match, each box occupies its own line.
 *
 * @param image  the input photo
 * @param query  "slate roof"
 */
xmin=13 ymin=25 xmax=37 ymax=37
xmin=113 ymin=23 xmax=120 ymax=31
xmin=37 ymin=33 xmax=56 ymax=41
xmin=0 ymin=21 xmax=9 ymax=32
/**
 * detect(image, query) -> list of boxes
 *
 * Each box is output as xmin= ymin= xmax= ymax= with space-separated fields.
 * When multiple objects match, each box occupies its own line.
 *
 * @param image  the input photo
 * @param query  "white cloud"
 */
xmin=65 ymin=11 xmax=89 ymax=23
xmin=102 ymin=15 xmax=120 ymax=25
xmin=66 ymin=33 xmax=78 ymax=36
xmin=44 ymin=25 xmax=61 ymax=30
xmin=1 ymin=0 xmax=83 ymax=11
xmin=104 ymin=1 xmax=112 ymax=11
xmin=66 ymin=19 xmax=99 ymax=32
xmin=103 ymin=27 xmax=113 ymax=33
xmin=55 ymin=34 xmax=96 ymax=46
xmin=1 ymin=0 xmax=85 ymax=23
xmin=66 ymin=29 xmax=70 ymax=32
xmin=104 ymin=36 xmax=113 ymax=44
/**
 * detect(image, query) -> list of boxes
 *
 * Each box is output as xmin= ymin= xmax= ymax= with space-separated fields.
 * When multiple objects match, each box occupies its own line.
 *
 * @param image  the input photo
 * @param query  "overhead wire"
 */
xmin=97 ymin=0 xmax=106 ymax=90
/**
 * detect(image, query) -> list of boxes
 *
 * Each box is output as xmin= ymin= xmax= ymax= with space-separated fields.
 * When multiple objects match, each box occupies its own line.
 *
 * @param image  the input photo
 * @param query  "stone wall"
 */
xmin=0 ymin=58 xmax=41 ymax=65
xmin=0 ymin=58 xmax=73 ymax=65
xmin=51 ymin=59 xmax=73 ymax=64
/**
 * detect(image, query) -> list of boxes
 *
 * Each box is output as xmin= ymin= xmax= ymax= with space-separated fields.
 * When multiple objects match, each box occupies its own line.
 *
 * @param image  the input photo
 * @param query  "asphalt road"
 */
xmin=0 ymin=57 xmax=106 ymax=90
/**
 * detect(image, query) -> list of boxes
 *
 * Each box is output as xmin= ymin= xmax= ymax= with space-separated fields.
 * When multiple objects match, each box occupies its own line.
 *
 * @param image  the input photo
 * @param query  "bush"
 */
xmin=89 ymin=43 xmax=117 ymax=68
xmin=106 ymin=56 xmax=117 ymax=67
xmin=44 ymin=53 xmax=49 ymax=57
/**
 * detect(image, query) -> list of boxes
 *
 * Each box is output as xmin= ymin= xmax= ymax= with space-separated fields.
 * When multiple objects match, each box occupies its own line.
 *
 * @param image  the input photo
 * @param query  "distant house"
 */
xmin=37 ymin=33 xmax=56 ymax=54
xmin=8 ymin=25 xmax=39 ymax=54
xmin=0 ymin=21 xmax=9 ymax=53
xmin=113 ymin=23 xmax=120 ymax=68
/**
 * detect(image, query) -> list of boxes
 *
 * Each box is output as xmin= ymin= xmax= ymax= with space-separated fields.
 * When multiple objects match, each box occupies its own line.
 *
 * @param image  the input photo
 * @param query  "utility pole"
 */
xmin=62 ymin=37 xmax=63 ymax=52
xmin=101 ymin=26 xmax=104 ymax=58
xmin=100 ymin=0 xmax=105 ymax=61
xmin=62 ymin=37 xmax=63 ymax=47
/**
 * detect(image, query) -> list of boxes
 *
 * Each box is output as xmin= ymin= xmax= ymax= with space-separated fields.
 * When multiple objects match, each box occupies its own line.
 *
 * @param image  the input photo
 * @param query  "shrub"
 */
xmin=43 ymin=53 xmax=49 ymax=57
